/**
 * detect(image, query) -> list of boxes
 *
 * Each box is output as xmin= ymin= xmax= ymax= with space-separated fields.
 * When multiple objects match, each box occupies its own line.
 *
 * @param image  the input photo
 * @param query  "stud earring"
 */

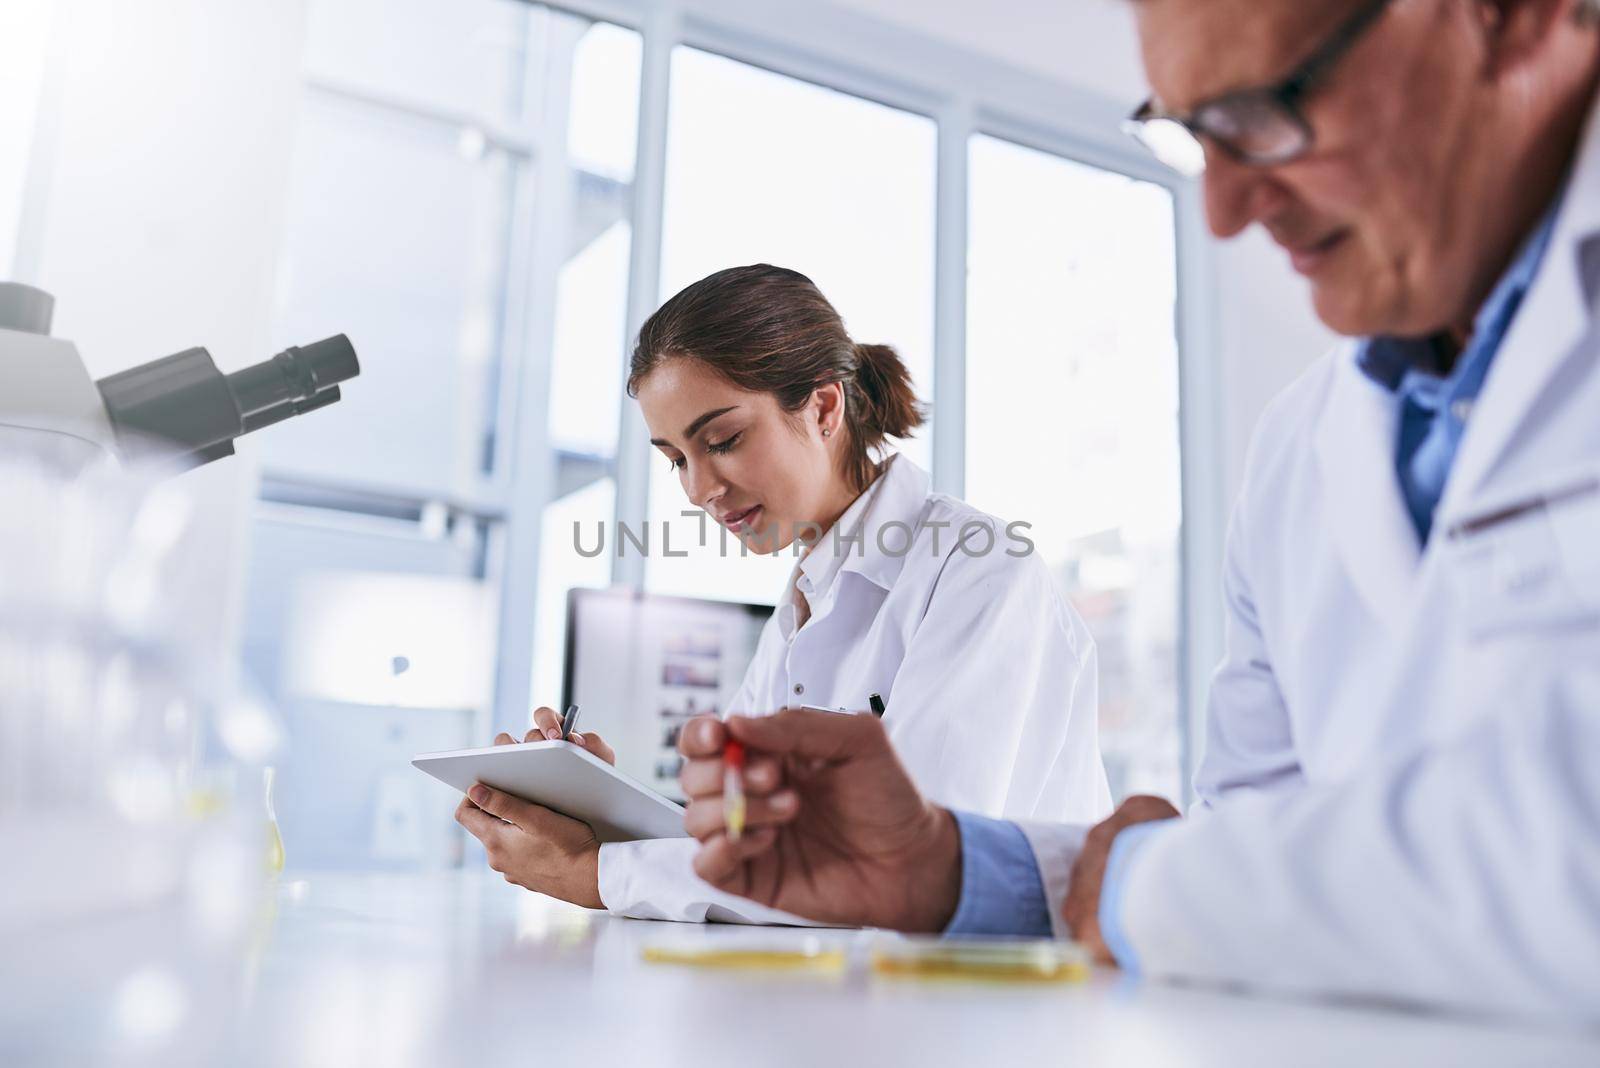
xmin=821 ymin=428 xmax=832 ymax=438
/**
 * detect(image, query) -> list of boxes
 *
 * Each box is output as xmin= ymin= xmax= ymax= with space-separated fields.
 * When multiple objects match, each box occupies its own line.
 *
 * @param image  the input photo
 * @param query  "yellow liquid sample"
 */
xmin=642 ymin=947 xmax=847 ymax=973
xmin=186 ymin=788 xmax=228 ymax=819
xmin=870 ymin=946 xmax=1089 ymax=984
xmin=264 ymin=766 xmax=286 ymax=875
xmin=265 ymin=820 xmax=286 ymax=875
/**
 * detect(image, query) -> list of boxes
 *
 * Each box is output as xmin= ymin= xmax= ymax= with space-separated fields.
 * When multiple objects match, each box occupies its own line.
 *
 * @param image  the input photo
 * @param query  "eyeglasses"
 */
xmin=1124 ymin=0 xmax=1397 ymax=177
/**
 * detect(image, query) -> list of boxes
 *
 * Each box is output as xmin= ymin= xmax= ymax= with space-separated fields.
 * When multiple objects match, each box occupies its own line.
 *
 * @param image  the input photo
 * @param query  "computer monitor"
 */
xmin=562 ymin=587 xmax=772 ymax=800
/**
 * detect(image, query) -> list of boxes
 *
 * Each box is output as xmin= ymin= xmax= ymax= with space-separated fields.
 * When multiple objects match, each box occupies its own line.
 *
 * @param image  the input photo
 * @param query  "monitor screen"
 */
xmin=563 ymin=588 xmax=771 ymax=800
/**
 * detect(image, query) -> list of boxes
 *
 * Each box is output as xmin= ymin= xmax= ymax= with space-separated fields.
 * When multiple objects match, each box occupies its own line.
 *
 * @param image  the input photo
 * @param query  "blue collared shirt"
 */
xmin=945 ymin=812 xmax=1052 ymax=936
xmin=1357 ymin=204 xmax=1560 ymax=543
xmin=946 ymin=811 xmax=1176 ymax=967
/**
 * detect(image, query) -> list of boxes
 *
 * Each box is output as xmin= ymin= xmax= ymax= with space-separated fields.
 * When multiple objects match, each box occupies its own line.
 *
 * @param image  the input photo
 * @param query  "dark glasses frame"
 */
xmin=1125 ymin=0 xmax=1397 ymax=171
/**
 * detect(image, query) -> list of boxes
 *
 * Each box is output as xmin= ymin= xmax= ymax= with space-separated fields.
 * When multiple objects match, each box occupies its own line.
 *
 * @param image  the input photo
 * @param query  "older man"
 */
xmin=674 ymin=0 xmax=1600 ymax=1021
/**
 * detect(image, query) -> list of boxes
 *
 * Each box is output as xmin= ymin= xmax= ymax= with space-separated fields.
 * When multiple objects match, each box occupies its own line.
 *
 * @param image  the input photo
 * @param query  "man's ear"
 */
xmin=1480 ymin=0 xmax=1573 ymax=76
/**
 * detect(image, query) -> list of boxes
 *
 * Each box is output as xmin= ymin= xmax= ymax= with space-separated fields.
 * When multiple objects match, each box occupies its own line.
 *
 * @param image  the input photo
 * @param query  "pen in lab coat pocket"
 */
xmin=798 ymin=696 xmax=885 ymax=716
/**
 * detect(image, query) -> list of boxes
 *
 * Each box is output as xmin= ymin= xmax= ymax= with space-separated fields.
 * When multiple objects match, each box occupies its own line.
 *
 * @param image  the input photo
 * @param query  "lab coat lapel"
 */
xmin=834 ymin=455 xmax=927 ymax=594
xmin=1313 ymin=347 xmax=1422 ymax=630
xmin=1437 ymin=96 xmax=1600 ymax=521
xmin=799 ymin=455 xmax=923 ymax=629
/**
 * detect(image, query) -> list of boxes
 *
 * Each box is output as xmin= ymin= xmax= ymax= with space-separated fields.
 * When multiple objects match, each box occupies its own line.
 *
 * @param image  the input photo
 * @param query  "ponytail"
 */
xmin=845 ymin=342 xmax=926 ymax=489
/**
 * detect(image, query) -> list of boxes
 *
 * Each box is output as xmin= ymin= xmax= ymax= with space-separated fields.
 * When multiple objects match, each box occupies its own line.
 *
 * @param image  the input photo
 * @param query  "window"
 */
xmin=266 ymin=90 xmax=514 ymax=495
xmin=643 ymin=47 xmax=938 ymax=606
xmin=267 ymin=0 xmax=541 ymax=495
xmin=241 ymin=0 xmax=642 ymax=870
xmin=965 ymin=134 xmax=1184 ymax=801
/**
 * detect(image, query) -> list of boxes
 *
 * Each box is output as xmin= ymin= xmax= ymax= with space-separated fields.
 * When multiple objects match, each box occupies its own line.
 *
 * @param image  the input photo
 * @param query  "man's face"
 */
xmin=1135 ymin=0 xmax=1509 ymax=337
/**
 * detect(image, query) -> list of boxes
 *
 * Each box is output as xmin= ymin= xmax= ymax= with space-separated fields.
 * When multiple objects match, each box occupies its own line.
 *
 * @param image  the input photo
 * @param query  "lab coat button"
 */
xmin=793 ymin=683 xmax=805 ymax=696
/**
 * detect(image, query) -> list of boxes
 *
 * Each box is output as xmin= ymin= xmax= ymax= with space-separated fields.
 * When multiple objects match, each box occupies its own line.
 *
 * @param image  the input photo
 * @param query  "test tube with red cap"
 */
xmin=723 ymin=739 xmax=747 ymax=841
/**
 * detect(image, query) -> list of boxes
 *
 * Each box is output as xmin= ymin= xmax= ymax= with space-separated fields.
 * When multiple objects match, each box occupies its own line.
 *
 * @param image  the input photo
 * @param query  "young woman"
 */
xmin=455 ymin=264 xmax=1111 ymax=922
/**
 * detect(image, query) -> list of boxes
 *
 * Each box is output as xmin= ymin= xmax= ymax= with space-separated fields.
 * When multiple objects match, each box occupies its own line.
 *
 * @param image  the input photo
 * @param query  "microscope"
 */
xmin=0 ymin=281 xmax=360 ymax=472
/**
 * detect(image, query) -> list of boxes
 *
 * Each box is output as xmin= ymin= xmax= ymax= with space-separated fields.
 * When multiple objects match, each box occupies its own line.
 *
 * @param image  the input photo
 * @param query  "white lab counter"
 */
xmin=7 ymin=871 xmax=1598 ymax=1067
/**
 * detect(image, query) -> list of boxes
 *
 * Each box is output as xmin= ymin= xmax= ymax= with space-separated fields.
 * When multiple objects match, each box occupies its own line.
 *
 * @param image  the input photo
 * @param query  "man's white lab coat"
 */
xmin=1023 ymin=95 xmax=1600 ymax=1022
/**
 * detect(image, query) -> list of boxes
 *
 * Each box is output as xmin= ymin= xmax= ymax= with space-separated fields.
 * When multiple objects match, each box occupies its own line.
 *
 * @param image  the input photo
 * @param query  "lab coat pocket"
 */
xmin=1446 ymin=484 xmax=1600 ymax=639
xmin=1549 ymin=486 xmax=1600 ymax=615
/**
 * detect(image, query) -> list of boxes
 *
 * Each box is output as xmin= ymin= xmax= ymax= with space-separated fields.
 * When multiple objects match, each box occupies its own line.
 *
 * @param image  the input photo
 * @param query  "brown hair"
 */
xmin=627 ymin=264 xmax=926 ymax=492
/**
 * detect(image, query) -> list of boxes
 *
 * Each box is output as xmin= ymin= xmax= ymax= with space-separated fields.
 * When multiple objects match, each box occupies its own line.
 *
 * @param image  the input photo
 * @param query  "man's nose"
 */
xmin=1202 ymin=145 xmax=1289 ymax=240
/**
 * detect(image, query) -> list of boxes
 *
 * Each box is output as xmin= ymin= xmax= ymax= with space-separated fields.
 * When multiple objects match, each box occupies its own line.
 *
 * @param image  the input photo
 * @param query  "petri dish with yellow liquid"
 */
xmin=642 ymin=934 xmax=848 ymax=975
xmin=869 ymin=936 xmax=1091 ymax=984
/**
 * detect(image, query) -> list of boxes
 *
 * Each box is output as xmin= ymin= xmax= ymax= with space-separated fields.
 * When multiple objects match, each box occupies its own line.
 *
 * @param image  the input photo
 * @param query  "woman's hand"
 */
xmin=518 ymin=705 xmax=617 ymax=765
xmin=455 ymin=783 xmax=604 ymax=908
xmin=452 ymin=713 xmax=619 ymax=908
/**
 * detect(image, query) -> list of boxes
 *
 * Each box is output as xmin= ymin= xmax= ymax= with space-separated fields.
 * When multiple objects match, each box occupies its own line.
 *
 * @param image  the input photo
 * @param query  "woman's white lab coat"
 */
xmin=599 ymin=455 xmax=1112 ymax=923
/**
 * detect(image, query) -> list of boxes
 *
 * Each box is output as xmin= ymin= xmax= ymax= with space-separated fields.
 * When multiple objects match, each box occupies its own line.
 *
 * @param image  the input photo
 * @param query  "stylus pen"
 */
xmin=869 ymin=693 xmax=886 ymax=718
xmin=560 ymin=704 xmax=581 ymax=741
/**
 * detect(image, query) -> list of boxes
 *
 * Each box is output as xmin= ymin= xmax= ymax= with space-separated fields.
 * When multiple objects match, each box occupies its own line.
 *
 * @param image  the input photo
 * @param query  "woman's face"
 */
xmin=636 ymin=357 xmax=850 ymax=554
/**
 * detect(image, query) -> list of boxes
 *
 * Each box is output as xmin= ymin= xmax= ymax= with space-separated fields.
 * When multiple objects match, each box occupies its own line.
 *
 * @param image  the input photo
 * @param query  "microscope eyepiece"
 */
xmin=291 ymin=335 xmax=359 ymax=390
xmin=95 ymin=334 xmax=360 ymax=470
xmin=226 ymin=334 xmax=359 ymax=420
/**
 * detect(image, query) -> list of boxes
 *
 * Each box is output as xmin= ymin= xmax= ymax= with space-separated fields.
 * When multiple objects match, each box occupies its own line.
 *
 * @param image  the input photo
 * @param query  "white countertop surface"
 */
xmin=7 ymin=871 xmax=1598 ymax=1067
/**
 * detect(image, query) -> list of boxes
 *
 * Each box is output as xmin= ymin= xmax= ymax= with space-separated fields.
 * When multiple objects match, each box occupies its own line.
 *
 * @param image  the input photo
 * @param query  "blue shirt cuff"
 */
xmin=1097 ymin=819 xmax=1178 ymax=974
xmin=943 ymin=811 xmax=1052 ymax=938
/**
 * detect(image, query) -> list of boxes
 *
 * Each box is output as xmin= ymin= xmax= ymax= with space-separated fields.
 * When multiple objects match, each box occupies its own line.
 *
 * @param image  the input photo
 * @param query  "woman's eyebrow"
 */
xmin=683 ymin=405 xmax=740 ymax=439
xmin=648 ymin=405 xmax=741 ymax=448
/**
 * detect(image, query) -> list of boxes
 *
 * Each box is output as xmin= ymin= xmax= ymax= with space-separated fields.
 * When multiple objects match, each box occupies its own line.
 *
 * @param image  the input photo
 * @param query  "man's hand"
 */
xmin=1062 ymin=795 xmax=1180 ymax=963
xmin=677 ymin=709 xmax=962 ymax=932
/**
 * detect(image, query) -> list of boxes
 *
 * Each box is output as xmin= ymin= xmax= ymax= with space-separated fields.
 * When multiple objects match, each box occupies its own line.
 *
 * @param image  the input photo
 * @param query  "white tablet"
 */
xmin=412 ymin=740 xmax=688 ymax=843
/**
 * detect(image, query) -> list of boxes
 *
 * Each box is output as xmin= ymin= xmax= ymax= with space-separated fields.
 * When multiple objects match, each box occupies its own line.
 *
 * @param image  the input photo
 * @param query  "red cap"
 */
xmin=723 ymin=739 xmax=745 ymax=768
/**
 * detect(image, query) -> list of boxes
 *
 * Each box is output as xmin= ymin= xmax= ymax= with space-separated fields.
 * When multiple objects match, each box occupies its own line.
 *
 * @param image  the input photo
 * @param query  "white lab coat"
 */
xmin=600 ymin=455 xmax=1112 ymax=923
xmin=1022 ymin=95 xmax=1600 ymax=1021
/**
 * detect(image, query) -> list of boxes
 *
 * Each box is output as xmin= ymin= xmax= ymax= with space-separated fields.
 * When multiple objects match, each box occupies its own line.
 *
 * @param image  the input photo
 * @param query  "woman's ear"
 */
xmin=812 ymin=381 xmax=847 ymax=440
